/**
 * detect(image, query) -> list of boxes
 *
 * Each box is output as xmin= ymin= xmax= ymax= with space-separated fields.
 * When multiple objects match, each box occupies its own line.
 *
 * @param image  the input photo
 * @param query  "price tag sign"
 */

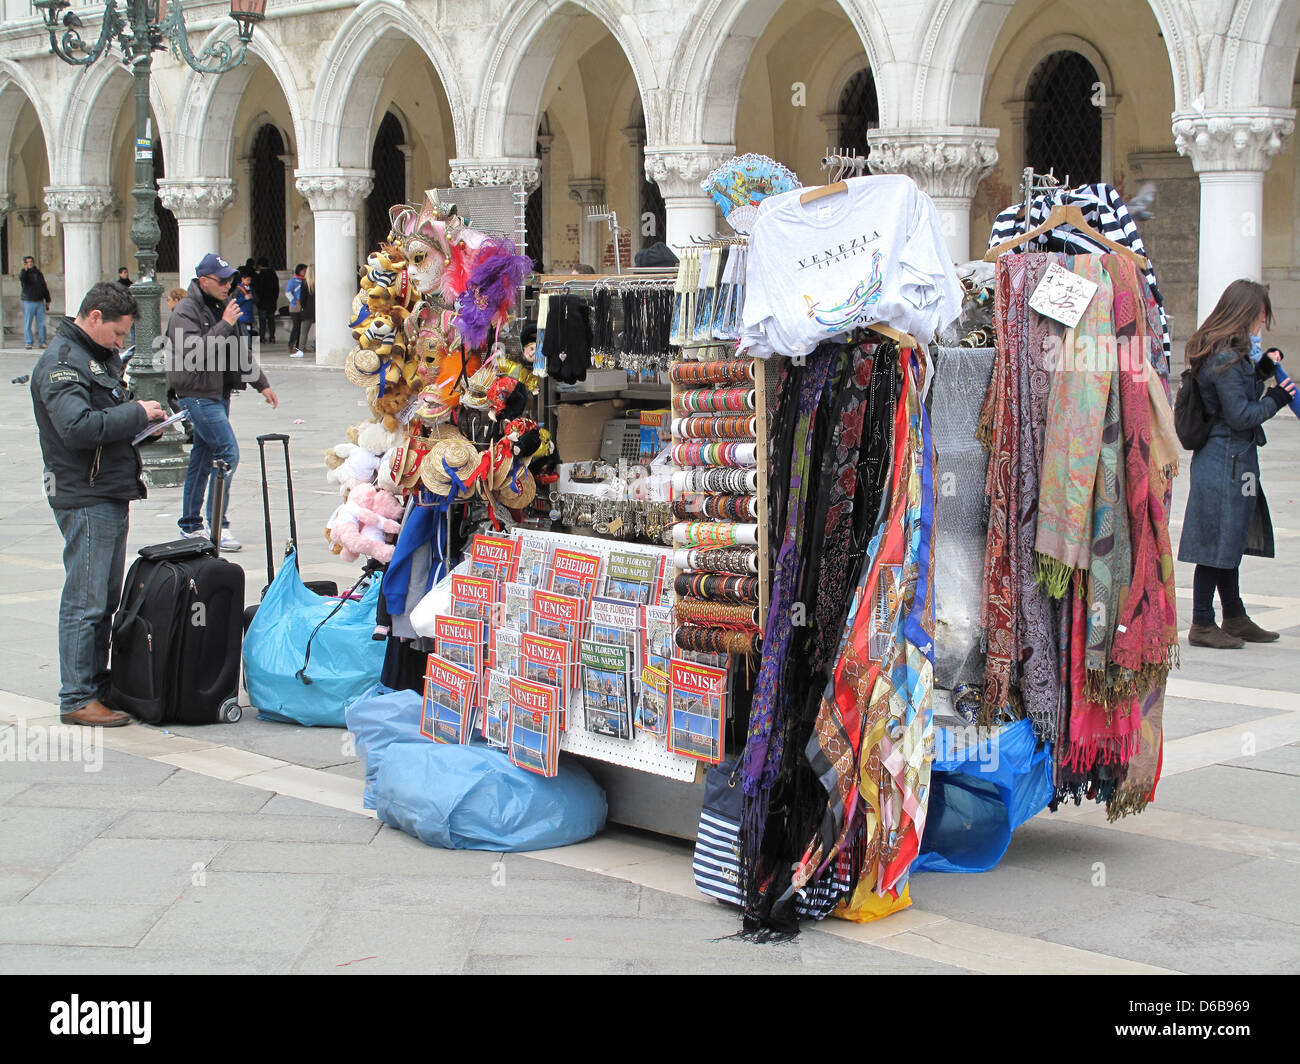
xmin=1028 ymin=261 xmax=1098 ymax=328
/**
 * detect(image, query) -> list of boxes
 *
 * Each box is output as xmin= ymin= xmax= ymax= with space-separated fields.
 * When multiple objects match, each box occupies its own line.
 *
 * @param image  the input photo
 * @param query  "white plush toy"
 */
xmin=325 ymin=420 xmax=402 ymax=496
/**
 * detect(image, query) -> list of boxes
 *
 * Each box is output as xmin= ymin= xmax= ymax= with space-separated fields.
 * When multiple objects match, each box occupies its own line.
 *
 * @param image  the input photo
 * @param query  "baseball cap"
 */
xmin=196 ymin=253 xmax=238 ymax=280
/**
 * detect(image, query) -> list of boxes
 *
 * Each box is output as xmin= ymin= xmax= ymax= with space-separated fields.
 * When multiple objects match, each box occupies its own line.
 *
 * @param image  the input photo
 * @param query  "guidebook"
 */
xmin=508 ymin=676 xmax=561 ymax=777
xmin=469 ymin=533 xmax=520 ymax=583
xmin=579 ymin=639 xmax=634 ymax=741
xmin=522 ymin=631 xmax=570 ymax=726
xmin=502 ymin=582 xmax=533 ymax=632
xmin=667 ymin=658 xmax=727 ymax=764
xmin=514 ymin=538 xmax=552 ymax=588
xmin=489 ymin=626 xmax=523 ymax=677
xmin=451 ymin=573 xmax=498 ymax=626
xmin=421 ymin=653 xmax=479 ymax=745
xmin=531 ymin=590 xmax=586 ymax=689
xmin=434 ymin=614 xmax=484 ymax=678
xmin=636 ymin=663 xmax=669 ymax=738
xmin=548 ymin=547 xmax=602 ymax=601
xmin=643 ymin=604 xmax=674 ymax=678
xmin=588 ymin=595 xmax=642 ymax=678
xmin=603 ymin=550 xmax=659 ymax=604
xmin=481 ymin=668 xmax=510 ymax=749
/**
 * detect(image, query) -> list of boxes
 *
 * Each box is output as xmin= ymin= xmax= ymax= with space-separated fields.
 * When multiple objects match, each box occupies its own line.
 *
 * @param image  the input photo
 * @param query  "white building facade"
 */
xmin=1 ymin=0 xmax=1297 ymax=364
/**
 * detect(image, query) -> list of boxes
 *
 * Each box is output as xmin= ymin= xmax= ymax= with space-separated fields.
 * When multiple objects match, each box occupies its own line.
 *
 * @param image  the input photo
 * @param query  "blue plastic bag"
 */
xmin=375 ymin=741 xmax=607 ymax=851
xmin=913 ymin=718 xmax=1054 ymax=874
xmin=243 ymin=553 xmax=385 ymax=726
xmin=344 ymin=683 xmax=425 ymax=809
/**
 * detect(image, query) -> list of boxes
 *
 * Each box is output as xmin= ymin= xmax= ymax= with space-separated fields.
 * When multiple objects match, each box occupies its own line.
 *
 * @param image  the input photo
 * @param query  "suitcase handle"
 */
xmin=257 ymin=433 xmax=290 ymax=443
xmin=256 ymin=434 xmax=300 ymax=588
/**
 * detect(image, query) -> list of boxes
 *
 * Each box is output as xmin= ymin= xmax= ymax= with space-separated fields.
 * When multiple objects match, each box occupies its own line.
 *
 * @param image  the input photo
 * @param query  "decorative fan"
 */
xmin=700 ymin=153 xmax=802 ymax=234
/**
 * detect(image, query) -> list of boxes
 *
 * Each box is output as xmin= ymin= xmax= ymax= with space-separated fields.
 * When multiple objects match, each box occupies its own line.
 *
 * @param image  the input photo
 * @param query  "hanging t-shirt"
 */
xmin=740 ymin=174 xmax=962 ymax=355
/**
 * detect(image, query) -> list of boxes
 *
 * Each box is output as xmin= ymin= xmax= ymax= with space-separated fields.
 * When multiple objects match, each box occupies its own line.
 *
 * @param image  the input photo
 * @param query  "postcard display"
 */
xmin=438 ymin=528 xmax=731 ymax=782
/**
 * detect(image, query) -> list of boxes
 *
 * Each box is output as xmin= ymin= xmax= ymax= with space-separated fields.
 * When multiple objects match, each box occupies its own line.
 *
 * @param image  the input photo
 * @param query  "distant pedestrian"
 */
xmin=117 ymin=267 xmax=132 ymax=289
xmin=286 ymin=263 xmax=307 ymax=356
xmin=254 ymin=256 xmax=279 ymax=343
xmin=30 ymin=281 xmax=167 ymax=727
xmin=233 ymin=267 xmax=257 ymax=330
xmin=166 ymin=287 xmax=186 ymax=311
xmin=166 ymin=252 xmax=279 ymax=552
xmin=19 ymin=255 xmax=52 ymax=349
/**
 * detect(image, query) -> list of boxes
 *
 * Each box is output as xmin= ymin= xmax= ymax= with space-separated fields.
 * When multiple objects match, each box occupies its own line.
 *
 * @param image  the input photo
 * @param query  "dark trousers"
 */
xmin=288 ymin=312 xmax=304 ymax=350
xmin=1192 ymin=564 xmax=1245 ymax=626
xmin=257 ymin=306 xmax=276 ymax=342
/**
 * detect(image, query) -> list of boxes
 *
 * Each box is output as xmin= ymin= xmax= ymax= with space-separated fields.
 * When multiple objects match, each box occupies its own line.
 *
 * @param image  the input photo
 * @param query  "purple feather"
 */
xmin=454 ymin=237 xmax=533 ymax=350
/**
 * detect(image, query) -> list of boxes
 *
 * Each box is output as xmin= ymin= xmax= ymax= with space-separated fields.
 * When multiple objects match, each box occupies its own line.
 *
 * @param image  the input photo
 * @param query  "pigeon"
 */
xmin=1126 ymin=181 xmax=1156 ymax=222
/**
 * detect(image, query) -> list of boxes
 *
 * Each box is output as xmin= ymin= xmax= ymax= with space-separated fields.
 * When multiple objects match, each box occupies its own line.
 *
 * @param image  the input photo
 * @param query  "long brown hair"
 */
xmin=1185 ymin=278 xmax=1273 ymax=374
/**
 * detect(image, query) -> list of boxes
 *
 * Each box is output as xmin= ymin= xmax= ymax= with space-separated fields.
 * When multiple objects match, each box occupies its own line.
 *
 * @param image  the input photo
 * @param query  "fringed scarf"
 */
xmin=1108 ymin=261 xmax=1179 ymax=693
xmin=978 ymin=254 xmax=1027 ymax=716
xmin=1034 ymin=257 xmax=1115 ymax=596
xmin=1107 ymin=683 xmax=1165 ymax=820
xmin=1014 ymin=258 xmax=1065 ymax=742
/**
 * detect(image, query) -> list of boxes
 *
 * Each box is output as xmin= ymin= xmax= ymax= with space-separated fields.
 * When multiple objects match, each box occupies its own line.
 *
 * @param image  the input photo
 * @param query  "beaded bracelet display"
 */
xmin=672 ymin=494 xmax=759 ymax=522
xmin=672 ymin=468 xmax=759 ymax=494
xmin=673 ymin=572 xmax=759 ymax=604
xmin=671 ymin=387 xmax=756 ymax=414
xmin=669 ymin=441 xmax=757 ymax=467
xmin=672 ymin=521 xmax=759 ymax=547
xmin=671 ymin=415 xmax=758 ymax=440
xmin=673 ymin=547 xmax=759 ymax=574
xmin=674 ymin=600 xmax=760 ymax=628
xmin=674 ymin=625 xmax=762 ymax=656
xmin=669 ymin=360 xmax=754 ymax=386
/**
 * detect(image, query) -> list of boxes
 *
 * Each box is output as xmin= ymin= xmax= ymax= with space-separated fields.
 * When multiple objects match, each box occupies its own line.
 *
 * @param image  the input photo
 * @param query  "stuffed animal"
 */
xmin=370 ymin=378 xmax=417 ymax=433
xmin=358 ymin=248 xmax=409 ymax=309
xmin=354 ymin=309 xmax=409 ymax=359
xmin=326 ymin=483 xmax=406 ymax=564
xmin=324 ymin=420 xmax=401 ymax=494
xmin=486 ymin=375 xmax=529 ymax=422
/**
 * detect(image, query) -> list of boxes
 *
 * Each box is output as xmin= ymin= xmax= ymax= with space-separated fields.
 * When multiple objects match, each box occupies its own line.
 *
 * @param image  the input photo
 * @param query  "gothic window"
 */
xmin=152 ymin=141 xmax=178 ymax=274
xmin=250 ymin=124 xmax=286 ymax=270
xmin=366 ymin=112 xmax=405 ymax=253
xmin=838 ymin=69 xmax=879 ymax=160
xmin=1025 ymin=51 xmax=1102 ymax=185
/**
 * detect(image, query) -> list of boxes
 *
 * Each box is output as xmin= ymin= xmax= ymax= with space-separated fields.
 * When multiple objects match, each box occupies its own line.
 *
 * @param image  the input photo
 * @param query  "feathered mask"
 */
xmin=453 ymin=237 xmax=532 ymax=351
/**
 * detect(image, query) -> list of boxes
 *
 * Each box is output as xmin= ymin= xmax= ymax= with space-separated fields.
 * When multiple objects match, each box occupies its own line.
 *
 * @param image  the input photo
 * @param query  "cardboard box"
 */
xmin=554 ymin=400 xmax=618 ymax=462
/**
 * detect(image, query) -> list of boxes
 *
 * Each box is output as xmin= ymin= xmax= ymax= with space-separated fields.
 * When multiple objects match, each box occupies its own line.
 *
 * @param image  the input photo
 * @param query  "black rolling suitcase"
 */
xmin=243 ymin=433 xmax=338 ymax=631
xmin=109 ymin=461 xmax=246 ymax=724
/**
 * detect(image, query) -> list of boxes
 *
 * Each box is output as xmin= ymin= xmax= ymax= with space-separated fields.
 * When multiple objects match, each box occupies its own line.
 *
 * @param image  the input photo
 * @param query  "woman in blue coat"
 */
xmin=1178 ymin=279 xmax=1295 ymax=648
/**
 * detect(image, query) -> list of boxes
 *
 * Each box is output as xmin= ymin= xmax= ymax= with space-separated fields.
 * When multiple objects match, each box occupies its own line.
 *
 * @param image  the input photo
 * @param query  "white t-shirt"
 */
xmin=740 ymin=174 xmax=962 ymax=355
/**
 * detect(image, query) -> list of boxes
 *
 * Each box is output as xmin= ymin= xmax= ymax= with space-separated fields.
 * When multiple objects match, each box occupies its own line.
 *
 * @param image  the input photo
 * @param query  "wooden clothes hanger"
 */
xmin=984 ymin=202 xmax=1148 ymax=269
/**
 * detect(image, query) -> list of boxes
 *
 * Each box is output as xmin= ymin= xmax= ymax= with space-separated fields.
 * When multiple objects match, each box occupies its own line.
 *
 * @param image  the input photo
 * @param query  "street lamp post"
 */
xmin=35 ymin=0 xmax=267 ymax=487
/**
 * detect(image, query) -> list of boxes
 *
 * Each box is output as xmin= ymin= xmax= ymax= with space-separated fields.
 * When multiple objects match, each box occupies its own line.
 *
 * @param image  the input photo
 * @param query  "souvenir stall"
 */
xmin=321 ymin=155 xmax=1177 ymax=937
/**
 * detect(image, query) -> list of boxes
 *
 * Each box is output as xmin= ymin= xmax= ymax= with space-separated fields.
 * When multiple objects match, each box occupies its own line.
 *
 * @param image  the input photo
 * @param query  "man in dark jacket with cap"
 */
xmin=31 ymin=282 xmax=167 ymax=727
xmin=167 ymin=252 xmax=279 ymax=551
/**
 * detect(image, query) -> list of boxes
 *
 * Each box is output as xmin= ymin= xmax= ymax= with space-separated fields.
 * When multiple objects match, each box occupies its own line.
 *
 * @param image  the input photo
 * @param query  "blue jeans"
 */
xmin=53 ymin=501 xmax=129 ymax=714
xmin=178 ymin=396 xmax=238 ymax=534
xmin=22 ymin=301 xmax=47 ymax=346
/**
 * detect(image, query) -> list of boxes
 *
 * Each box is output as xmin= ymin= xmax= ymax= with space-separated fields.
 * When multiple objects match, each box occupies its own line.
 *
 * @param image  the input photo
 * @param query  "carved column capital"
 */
xmin=866 ymin=127 xmax=1000 ymax=200
xmin=44 ymin=185 xmax=115 ymax=225
xmin=1172 ymin=110 xmax=1295 ymax=173
xmin=294 ymin=169 xmax=374 ymax=212
xmin=155 ymin=178 xmax=238 ymax=221
xmin=643 ymin=145 xmax=736 ymax=200
xmin=448 ymin=158 xmax=541 ymax=192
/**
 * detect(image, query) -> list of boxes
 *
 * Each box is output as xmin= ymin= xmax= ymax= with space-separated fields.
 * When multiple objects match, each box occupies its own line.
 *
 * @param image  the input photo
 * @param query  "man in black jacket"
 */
xmin=19 ymin=255 xmax=52 ymax=349
xmin=31 ymin=283 xmax=167 ymax=727
xmin=166 ymin=252 xmax=279 ymax=551
xmin=254 ymin=257 xmax=279 ymax=343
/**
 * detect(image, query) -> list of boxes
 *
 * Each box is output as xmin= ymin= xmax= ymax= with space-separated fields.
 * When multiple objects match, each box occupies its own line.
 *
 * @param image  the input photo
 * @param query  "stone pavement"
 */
xmin=1 ymin=339 xmax=1298 ymax=974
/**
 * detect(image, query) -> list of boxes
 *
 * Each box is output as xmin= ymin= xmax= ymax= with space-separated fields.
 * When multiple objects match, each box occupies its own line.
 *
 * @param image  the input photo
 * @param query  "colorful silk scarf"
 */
xmin=1034 ymin=257 xmax=1115 ymax=596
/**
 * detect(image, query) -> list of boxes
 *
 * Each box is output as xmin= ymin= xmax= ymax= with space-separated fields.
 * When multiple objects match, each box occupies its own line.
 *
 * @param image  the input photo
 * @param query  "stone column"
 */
xmin=1292 ymin=84 xmax=1300 ymax=281
xmin=16 ymin=207 xmax=42 ymax=260
xmin=44 ymin=185 xmax=114 ymax=315
xmin=866 ymin=127 xmax=1000 ymax=262
xmin=156 ymin=178 xmax=237 ymax=282
xmin=643 ymin=146 xmax=733 ymax=252
xmin=1172 ymin=110 xmax=1295 ymax=324
xmin=294 ymin=169 xmax=373 ymax=367
xmin=278 ymin=153 xmax=296 ymax=272
xmin=536 ymin=135 xmax=553 ymax=269
xmin=567 ymin=177 xmax=606 ymax=269
xmin=1003 ymin=101 xmax=1030 ymax=177
xmin=622 ymin=124 xmax=645 ymax=257
xmin=0 ymin=192 xmax=12 ymax=343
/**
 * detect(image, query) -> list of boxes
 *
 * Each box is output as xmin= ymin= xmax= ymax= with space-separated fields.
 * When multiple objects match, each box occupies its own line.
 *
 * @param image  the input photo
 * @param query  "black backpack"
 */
xmin=1174 ymin=366 xmax=1212 ymax=451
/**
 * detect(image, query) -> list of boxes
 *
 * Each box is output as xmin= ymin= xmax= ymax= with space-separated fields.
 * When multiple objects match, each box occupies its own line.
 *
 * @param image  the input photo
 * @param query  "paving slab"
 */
xmin=1160 ymin=698 xmax=1273 ymax=742
xmin=24 ymin=838 xmax=227 ymax=906
xmin=0 ymin=806 xmax=124 ymax=874
xmin=1151 ymin=764 xmax=1300 ymax=831
xmin=291 ymin=909 xmax=482 ymax=974
xmin=1224 ymin=741 xmax=1300 ymax=777
xmin=0 ymin=902 xmax=166 ymax=947
xmin=137 ymin=871 xmax=337 ymax=955
xmin=0 ymin=944 xmax=298 ymax=975
xmin=100 ymin=810 xmax=381 ymax=845
xmin=1156 ymin=855 xmax=1300 ymax=926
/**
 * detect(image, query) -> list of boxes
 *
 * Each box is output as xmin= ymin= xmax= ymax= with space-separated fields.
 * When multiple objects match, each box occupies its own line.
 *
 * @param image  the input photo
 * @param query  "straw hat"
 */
xmin=496 ymin=466 xmax=537 ymax=509
xmin=418 ymin=436 xmax=480 ymax=496
xmin=388 ymin=434 xmax=433 ymax=492
xmin=487 ymin=439 xmax=516 ymax=491
xmin=344 ymin=346 xmax=382 ymax=388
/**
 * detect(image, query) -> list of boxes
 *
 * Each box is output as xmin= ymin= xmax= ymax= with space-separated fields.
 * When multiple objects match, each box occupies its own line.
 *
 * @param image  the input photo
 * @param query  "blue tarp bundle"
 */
xmin=244 ymin=553 xmax=385 ymax=726
xmin=347 ymin=682 xmax=607 ymax=851
xmin=914 ymin=718 xmax=1054 ymax=874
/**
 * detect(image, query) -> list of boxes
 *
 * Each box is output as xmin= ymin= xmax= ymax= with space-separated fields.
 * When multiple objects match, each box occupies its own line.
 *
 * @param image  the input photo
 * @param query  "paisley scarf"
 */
xmin=1034 ymin=257 xmax=1115 ymax=596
